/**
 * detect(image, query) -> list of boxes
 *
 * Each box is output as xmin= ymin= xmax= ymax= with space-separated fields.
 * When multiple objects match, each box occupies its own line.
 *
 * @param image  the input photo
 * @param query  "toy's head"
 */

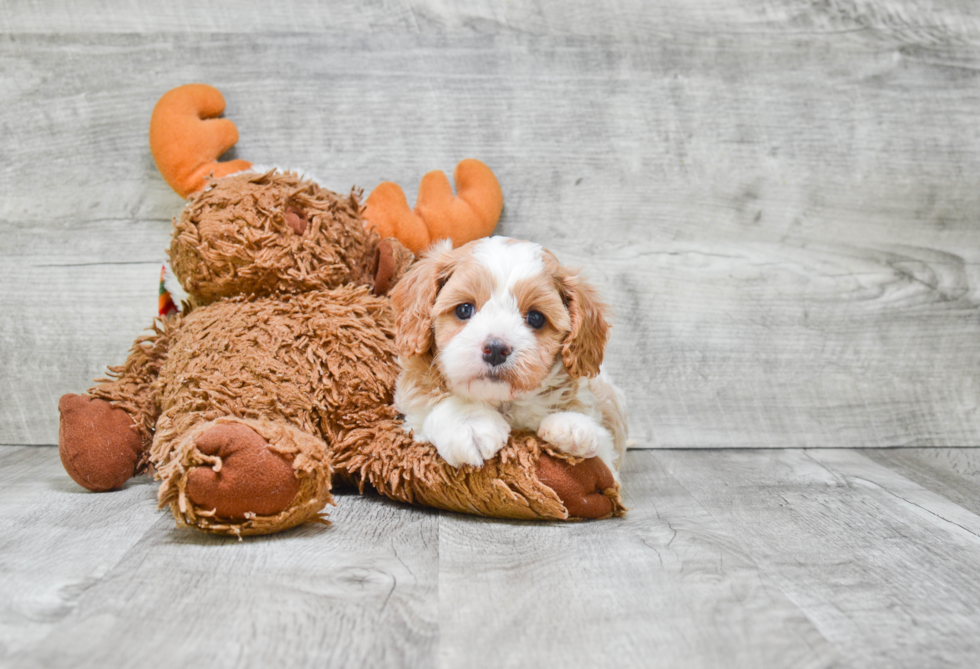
xmin=169 ymin=170 xmax=384 ymax=304
xmin=149 ymin=84 xmax=419 ymax=305
xmin=150 ymin=83 xmax=503 ymax=306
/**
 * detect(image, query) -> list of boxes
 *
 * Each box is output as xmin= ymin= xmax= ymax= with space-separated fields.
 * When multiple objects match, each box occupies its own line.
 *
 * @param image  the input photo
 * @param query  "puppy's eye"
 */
xmin=454 ymin=303 xmax=475 ymax=320
xmin=526 ymin=310 xmax=546 ymax=329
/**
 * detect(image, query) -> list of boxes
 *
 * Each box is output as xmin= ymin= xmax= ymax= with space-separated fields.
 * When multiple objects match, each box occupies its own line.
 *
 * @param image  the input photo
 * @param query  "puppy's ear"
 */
xmin=390 ymin=239 xmax=456 ymax=357
xmin=559 ymin=271 xmax=610 ymax=378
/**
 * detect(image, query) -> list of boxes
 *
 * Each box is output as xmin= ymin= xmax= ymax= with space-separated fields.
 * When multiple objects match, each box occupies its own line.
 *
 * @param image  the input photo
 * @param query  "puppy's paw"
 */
xmin=435 ymin=411 xmax=511 ymax=467
xmin=538 ymin=412 xmax=610 ymax=460
xmin=421 ymin=399 xmax=511 ymax=468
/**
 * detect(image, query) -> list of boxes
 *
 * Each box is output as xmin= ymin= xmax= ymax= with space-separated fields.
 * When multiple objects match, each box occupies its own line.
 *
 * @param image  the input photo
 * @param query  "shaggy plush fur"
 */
xmin=340 ymin=417 xmax=625 ymax=520
xmin=170 ymin=171 xmax=379 ymax=305
xmin=59 ymin=170 xmax=625 ymax=536
xmin=150 ymin=287 xmax=394 ymax=535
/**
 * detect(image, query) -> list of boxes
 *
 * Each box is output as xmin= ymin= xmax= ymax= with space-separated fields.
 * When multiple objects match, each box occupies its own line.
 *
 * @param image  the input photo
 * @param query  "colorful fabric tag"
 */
xmin=159 ymin=264 xmax=178 ymax=317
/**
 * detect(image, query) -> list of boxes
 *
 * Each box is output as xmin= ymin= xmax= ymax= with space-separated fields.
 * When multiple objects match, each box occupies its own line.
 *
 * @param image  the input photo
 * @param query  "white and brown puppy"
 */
xmin=390 ymin=236 xmax=627 ymax=476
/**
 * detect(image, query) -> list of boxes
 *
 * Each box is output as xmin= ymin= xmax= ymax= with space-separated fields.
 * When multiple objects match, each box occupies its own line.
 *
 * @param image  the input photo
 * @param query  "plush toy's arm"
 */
xmin=149 ymin=84 xmax=253 ymax=198
xmin=363 ymin=159 xmax=503 ymax=254
xmin=59 ymin=318 xmax=175 ymax=491
xmin=336 ymin=410 xmax=626 ymax=521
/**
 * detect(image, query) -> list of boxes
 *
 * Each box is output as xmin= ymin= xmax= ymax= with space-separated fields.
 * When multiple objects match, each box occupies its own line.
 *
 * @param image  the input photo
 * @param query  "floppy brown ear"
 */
xmin=389 ymin=240 xmax=456 ymax=357
xmin=560 ymin=271 xmax=610 ymax=378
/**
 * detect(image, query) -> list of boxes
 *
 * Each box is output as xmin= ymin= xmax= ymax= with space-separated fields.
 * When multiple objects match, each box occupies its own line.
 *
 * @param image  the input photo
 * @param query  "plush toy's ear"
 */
xmin=389 ymin=240 xmax=457 ymax=357
xmin=364 ymin=159 xmax=502 ymax=254
xmin=149 ymin=84 xmax=253 ymax=198
xmin=371 ymin=238 xmax=416 ymax=297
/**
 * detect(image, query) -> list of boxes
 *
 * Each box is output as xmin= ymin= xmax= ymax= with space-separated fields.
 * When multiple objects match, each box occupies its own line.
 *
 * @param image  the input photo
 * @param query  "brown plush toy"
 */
xmin=57 ymin=84 xmax=624 ymax=537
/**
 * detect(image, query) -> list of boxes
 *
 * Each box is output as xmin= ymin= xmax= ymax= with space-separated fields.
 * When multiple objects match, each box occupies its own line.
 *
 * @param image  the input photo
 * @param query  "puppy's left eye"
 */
xmin=455 ymin=303 xmax=475 ymax=320
xmin=526 ymin=310 xmax=546 ymax=329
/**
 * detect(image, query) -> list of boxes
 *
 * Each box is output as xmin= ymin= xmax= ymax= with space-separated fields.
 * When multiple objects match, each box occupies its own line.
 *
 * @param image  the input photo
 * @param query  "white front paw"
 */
xmin=421 ymin=399 xmax=511 ymax=468
xmin=537 ymin=412 xmax=608 ymax=459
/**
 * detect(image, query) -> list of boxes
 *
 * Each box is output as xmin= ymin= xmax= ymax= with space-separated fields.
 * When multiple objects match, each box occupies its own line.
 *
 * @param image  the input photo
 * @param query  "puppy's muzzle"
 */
xmin=482 ymin=339 xmax=512 ymax=367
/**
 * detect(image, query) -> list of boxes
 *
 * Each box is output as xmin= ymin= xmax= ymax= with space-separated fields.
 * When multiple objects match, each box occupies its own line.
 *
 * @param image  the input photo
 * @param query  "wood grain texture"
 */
xmin=861 ymin=447 xmax=980 ymax=517
xmin=2 ymin=1 xmax=980 ymax=446
xmin=7 ymin=4 xmax=980 ymax=666
xmin=9 ymin=446 xmax=980 ymax=666
xmin=0 ymin=447 xmax=439 ymax=669
xmin=656 ymin=448 xmax=980 ymax=668
xmin=2 ymin=0 xmax=979 ymax=38
xmin=436 ymin=450 xmax=840 ymax=669
xmin=0 ymin=446 xmax=161 ymax=659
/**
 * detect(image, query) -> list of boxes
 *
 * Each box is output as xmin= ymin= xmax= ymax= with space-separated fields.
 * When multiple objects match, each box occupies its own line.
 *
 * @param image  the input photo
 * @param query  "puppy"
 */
xmin=390 ymin=236 xmax=627 ymax=476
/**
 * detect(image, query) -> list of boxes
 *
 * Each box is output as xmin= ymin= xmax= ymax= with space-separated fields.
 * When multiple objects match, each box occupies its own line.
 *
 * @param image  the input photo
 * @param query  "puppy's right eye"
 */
xmin=454 ymin=303 xmax=475 ymax=320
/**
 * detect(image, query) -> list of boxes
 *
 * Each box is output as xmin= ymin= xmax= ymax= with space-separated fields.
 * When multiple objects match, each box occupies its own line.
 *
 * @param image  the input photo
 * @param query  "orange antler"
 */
xmin=149 ymin=84 xmax=252 ymax=198
xmin=364 ymin=159 xmax=503 ymax=254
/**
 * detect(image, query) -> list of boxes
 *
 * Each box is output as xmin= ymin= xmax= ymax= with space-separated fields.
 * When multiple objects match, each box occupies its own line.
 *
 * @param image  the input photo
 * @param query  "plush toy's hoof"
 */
xmin=535 ymin=453 xmax=617 ymax=519
xmin=185 ymin=422 xmax=301 ymax=520
xmin=58 ymin=393 xmax=144 ymax=492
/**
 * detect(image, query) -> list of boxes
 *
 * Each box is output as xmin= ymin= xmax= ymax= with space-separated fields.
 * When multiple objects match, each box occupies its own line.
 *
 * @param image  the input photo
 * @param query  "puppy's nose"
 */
xmin=482 ymin=339 xmax=512 ymax=367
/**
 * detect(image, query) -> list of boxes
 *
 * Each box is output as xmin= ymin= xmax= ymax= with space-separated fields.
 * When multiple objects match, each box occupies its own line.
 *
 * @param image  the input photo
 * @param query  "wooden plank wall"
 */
xmin=2 ymin=0 xmax=979 ymax=447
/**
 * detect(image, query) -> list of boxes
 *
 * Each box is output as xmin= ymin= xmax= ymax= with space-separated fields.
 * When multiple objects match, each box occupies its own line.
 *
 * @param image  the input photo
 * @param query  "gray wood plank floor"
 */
xmin=4 ymin=445 xmax=980 ymax=668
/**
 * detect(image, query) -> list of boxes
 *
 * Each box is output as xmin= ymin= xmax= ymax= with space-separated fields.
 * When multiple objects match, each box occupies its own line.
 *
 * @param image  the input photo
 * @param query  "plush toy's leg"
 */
xmin=534 ymin=452 xmax=617 ymax=519
xmin=58 ymin=394 xmax=145 ymax=492
xmin=184 ymin=422 xmax=301 ymax=518
xmin=58 ymin=320 xmax=173 ymax=492
xmin=152 ymin=414 xmax=333 ymax=537
xmin=337 ymin=413 xmax=626 ymax=521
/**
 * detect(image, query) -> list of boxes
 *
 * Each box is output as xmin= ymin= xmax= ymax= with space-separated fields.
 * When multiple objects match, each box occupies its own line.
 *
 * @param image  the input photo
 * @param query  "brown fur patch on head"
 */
xmin=169 ymin=170 xmax=379 ymax=305
xmin=507 ymin=273 xmax=572 ymax=392
xmin=389 ymin=239 xmax=467 ymax=358
xmin=542 ymin=251 xmax=610 ymax=379
xmin=433 ymin=262 xmax=496 ymax=315
xmin=431 ymin=261 xmax=496 ymax=352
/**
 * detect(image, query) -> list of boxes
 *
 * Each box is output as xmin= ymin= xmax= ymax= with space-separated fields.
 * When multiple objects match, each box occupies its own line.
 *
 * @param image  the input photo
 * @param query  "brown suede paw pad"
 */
xmin=185 ymin=423 xmax=301 ymax=520
xmin=58 ymin=393 xmax=143 ymax=492
xmin=535 ymin=453 xmax=616 ymax=519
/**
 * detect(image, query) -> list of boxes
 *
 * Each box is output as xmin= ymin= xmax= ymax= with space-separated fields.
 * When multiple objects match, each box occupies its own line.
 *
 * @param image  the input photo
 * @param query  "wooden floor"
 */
xmin=2 ymin=445 xmax=980 ymax=667
xmin=4 ymin=1 xmax=980 ymax=667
